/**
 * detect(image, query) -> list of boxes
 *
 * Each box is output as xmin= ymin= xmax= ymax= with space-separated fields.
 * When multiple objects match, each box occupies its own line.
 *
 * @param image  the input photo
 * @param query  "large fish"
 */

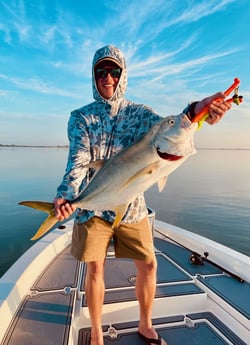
xmin=19 ymin=113 xmax=197 ymax=240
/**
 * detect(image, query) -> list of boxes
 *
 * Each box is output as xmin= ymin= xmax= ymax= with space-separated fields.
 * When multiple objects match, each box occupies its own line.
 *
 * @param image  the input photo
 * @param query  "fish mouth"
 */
xmin=157 ymin=149 xmax=184 ymax=161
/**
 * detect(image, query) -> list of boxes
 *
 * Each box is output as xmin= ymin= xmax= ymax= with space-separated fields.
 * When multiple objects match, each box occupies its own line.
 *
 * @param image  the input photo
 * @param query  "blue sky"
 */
xmin=0 ymin=0 xmax=249 ymax=148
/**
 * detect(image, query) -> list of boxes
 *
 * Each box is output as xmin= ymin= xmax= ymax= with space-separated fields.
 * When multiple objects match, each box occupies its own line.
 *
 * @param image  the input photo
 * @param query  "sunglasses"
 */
xmin=95 ymin=67 xmax=122 ymax=79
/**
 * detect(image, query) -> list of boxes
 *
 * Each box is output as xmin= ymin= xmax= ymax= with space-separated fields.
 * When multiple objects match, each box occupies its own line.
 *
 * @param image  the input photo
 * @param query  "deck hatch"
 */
xmin=154 ymin=237 xmax=222 ymax=276
xmin=1 ymin=292 xmax=74 ymax=345
xmin=78 ymin=312 xmax=246 ymax=344
xmin=82 ymin=254 xmax=200 ymax=306
xmin=89 ymin=282 xmax=203 ymax=305
xmin=197 ymin=275 xmax=250 ymax=319
xmin=31 ymin=245 xmax=80 ymax=291
xmin=188 ymin=312 xmax=248 ymax=345
xmin=81 ymin=254 xmax=192 ymax=292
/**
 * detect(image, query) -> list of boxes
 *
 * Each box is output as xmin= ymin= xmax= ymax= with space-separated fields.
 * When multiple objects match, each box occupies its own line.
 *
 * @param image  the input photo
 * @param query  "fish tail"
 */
xmin=18 ymin=201 xmax=58 ymax=240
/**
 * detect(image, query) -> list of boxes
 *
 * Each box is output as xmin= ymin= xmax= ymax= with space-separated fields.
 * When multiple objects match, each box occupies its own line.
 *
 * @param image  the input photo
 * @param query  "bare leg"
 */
xmin=85 ymin=260 xmax=105 ymax=345
xmin=134 ymin=256 xmax=167 ymax=345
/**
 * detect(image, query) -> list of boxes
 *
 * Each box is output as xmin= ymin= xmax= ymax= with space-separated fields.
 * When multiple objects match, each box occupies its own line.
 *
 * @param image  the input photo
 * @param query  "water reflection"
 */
xmin=0 ymin=148 xmax=249 ymax=277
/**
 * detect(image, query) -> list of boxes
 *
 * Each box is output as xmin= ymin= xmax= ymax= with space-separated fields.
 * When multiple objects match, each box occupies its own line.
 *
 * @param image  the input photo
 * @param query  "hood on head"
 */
xmin=92 ymin=45 xmax=127 ymax=104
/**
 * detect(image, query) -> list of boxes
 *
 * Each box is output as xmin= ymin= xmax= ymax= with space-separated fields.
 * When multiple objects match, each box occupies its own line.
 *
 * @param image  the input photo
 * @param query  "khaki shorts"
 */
xmin=71 ymin=216 xmax=154 ymax=262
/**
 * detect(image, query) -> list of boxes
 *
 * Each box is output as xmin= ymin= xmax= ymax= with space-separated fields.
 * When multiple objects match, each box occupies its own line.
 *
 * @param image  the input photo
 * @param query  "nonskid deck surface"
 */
xmin=78 ymin=238 xmax=248 ymax=345
xmin=81 ymin=254 xmax=203 ymax=306
xmin=2 ymin=237 xmax=249 ymax=345
xmin=154 ymin=237 xmax=250 ymax=320
xmin=1 ymin=246 xmax=78 ymax=345
xmin=2 ymin=291 xmax=75 ymax=345
xmin=78 ymin=312 xmax=246 ymax=345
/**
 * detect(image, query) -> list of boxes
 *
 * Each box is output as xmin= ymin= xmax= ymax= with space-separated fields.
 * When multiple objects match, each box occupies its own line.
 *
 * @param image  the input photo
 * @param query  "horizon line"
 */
xmin=1 ymin=144 xmax=249 ymax=151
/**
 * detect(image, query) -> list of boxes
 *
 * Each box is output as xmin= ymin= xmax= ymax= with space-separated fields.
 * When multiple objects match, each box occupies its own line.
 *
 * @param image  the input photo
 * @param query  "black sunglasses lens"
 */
xmin=96 ymin=68 xmax=107 ymax=78
xmin=111 ymin=68 xmax=121 ymax=78
xmin=96 ymin=68 xmax=121 ymax=79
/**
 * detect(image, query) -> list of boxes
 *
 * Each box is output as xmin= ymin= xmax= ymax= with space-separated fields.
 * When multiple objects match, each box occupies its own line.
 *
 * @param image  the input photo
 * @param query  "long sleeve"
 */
xmin=55 ymin=100 xmax=164 ymax=224
xmin=56 ymin=111 xmax=91 ymax=200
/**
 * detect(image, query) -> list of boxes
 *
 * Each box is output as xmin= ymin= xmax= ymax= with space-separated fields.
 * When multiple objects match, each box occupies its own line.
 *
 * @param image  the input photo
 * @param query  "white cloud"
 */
xmin=0 ymin=0 xmax=238 ymax=50
xmin=0 ymin=73 xmax=83 ymax=98
xmin=127 ymin=48 xmax=237 ymax=84
xmin=163 ymin=0 xmax=238 ymax=26
xmin=103 ymin=0 xmax=239 ymax=43
xmin=0 ymin=0 xmax=248 ymax=148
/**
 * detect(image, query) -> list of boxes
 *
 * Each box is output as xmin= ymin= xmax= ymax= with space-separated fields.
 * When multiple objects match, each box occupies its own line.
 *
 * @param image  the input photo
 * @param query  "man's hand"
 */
xmin=54 ymin=197 xmax=76 ymax=221
xmin=195 ymin=92 xmax=232 ymax=125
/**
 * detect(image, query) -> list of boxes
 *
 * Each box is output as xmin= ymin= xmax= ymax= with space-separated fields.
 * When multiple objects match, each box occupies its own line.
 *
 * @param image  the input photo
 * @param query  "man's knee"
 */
xmin=87 ymin=261 xmax=105 ymax=279
xmin=146 ymin=258 xmax=157 ymax=275
xmin=135 ymin=256 xmax=157 ymax=277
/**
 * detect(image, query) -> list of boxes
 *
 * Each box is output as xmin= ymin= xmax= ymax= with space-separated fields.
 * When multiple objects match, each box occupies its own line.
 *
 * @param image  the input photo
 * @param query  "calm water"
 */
xmin=0 ymin=147 xmax=249 ymax=277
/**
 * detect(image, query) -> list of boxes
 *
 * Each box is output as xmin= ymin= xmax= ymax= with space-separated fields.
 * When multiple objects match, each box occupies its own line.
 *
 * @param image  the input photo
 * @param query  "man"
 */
xmin=54 ymin=45 xmax=231 ymax=345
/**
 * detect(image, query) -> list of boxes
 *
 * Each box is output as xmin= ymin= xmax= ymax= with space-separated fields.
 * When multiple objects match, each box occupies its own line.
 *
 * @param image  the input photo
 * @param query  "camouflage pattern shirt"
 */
xmin=57 ymin=45 xmax=171 ymax=224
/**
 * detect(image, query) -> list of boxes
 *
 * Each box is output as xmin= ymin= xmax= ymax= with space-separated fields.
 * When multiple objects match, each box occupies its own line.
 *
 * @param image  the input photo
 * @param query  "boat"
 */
xmin=0 ymin=209 xmax=249 ymax=345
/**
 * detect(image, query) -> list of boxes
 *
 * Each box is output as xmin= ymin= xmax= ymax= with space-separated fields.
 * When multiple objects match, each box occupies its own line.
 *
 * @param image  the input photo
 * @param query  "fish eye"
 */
xmin=168 ymin=119 xmax=175 ymax=126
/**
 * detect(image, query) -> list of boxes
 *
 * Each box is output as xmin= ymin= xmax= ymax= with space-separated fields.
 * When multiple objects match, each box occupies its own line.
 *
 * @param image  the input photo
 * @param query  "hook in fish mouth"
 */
xmin=157 ymin=148 xmax=183 ymax=161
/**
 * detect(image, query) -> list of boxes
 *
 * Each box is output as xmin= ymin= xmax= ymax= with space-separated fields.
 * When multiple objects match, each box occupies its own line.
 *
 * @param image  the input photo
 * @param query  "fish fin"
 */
xmin=84 ymin=160 xmax=106 ymax=171
xmin=19 ymin=201 xmax=58 ymax=240
xmin=31 ymin=215 xmax=58 ymax=240
xmin=157 ymin=176 xmax=168 ymax=192
xmin=121 ymin=162 xmax=159 ymax=190
xmin=19 ymin=201 xmax=54 ymax=212
xmin=112 ymin=205 xmax=128 ymax=229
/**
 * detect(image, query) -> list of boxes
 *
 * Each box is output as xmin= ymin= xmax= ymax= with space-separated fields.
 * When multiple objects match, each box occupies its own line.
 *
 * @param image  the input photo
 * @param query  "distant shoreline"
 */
xmin=0 ymin=144 xmax=69 ymax=148
xmin=0 ymin=144 xmax=249 ymax=150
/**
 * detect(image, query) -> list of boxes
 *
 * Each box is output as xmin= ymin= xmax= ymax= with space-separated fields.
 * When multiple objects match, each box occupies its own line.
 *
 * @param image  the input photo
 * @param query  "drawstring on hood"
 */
xmin=92 ymin=45 xmax=127 ymax=107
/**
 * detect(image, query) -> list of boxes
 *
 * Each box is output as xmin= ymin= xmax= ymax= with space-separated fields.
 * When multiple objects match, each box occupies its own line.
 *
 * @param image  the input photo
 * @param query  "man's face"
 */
xmin=95 ymin=61 xmax=122 ymax=99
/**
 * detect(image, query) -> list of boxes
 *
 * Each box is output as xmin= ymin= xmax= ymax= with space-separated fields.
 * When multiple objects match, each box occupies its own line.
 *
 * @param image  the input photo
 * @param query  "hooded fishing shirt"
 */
xmin=56 ymin=45 xmax=163 ymax=224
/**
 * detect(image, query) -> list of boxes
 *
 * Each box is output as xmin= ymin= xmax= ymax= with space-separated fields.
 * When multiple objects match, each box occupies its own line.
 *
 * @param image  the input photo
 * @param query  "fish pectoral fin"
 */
xmin=84 ymin=159 xmax=106 ymax=171
xmin=121 ymin=162 xmax=160 ymax=190
xmin=157 ymin=176 xmax=168 ymax=192
xmin=112 ymin=205 xmax=128 ymax=229
xmin=19 ymin=201 xmax=58 ymax=240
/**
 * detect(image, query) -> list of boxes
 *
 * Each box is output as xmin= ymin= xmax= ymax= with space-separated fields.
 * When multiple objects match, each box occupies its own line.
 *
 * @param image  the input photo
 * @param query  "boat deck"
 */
xmin=1 ymin=229 xmax=249 ymax=345
xmin=79 ymin=313 xmax=244 ymax=345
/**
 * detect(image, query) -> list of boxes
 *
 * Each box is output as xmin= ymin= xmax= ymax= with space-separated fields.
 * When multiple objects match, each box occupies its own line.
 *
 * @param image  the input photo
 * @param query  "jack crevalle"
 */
xmin=19 ymin=113 xmax=197 ymax=240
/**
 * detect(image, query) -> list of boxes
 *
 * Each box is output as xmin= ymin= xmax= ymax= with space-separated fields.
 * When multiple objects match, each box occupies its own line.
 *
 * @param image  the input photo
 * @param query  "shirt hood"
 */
xmin=92 ymin=45 xmax=127 ymax=105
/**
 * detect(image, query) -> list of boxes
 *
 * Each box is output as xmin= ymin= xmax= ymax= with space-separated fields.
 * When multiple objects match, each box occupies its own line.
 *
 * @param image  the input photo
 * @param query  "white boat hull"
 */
xmin=0 ymin=216 xmax=249 ymax=344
